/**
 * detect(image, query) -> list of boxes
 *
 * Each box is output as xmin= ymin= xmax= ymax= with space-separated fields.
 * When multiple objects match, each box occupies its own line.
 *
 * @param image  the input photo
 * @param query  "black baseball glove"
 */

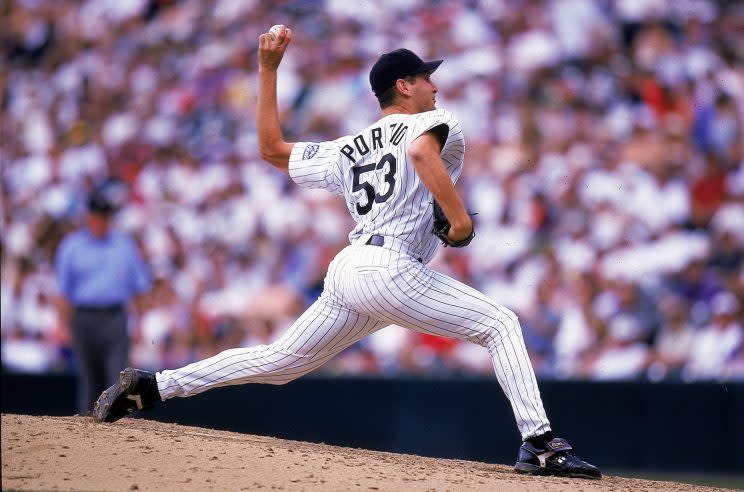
xmin=431 ymin=199 xmax=476 ymax=248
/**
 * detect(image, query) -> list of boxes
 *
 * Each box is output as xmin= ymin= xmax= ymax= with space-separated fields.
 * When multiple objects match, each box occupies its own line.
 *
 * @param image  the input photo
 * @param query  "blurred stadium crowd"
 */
xmin=2 ymin=0 xmax=743 ymax=382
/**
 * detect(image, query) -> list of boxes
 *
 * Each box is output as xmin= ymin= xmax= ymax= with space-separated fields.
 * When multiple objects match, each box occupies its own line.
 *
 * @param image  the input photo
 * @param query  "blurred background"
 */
xmin=1 ymin=0 xmax=743 ymax=484
xmin=2 ymin=0 xmax=742 ymax=382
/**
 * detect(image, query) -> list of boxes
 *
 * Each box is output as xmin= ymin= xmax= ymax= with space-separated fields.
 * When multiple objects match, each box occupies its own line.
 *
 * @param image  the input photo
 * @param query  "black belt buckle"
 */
xmin=366 ymin=235 xmax=385 ymax=246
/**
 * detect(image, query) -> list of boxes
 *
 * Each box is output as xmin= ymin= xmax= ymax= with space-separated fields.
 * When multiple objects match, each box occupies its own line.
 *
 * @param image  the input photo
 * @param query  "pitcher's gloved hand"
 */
xmin=431 ymin=200 xmax=476 ymax=248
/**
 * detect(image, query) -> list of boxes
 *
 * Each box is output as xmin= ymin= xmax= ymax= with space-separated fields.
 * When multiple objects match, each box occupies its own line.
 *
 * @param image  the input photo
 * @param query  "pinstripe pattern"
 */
xmin=155 ymin=109 xmax=552 ymax=440
xmin=289 ymin=109 xmax=464 ymax=264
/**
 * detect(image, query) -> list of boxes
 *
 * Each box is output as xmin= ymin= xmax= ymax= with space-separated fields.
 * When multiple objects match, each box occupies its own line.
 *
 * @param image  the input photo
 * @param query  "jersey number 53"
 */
xmin=352 ymin=153 xmax=397 ymax=215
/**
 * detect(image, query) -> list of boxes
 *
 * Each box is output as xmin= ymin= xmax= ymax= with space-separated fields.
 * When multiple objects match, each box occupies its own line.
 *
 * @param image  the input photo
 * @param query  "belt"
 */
xmin=365 ymin=235 xmax=423 ymax=263
xmin=74 ymin=304 xmax=125 ymax=314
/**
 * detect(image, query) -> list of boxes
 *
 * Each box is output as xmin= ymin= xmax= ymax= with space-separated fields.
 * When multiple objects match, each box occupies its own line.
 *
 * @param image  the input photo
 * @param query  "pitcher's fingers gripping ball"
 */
xmin=267 ymin=24 xmax=291 ymax=48
xmin=269 ymin=24 xmax=284 ymax=40
xmin=258 ymin=24 xmax=292 ymax=71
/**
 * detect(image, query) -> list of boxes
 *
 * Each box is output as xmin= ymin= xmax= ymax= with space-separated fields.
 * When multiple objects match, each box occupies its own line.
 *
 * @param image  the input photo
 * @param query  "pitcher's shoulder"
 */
xmin=411 ymin=109 xmax=461 ymax=130
xmin=415 ymin=108 xmax=458 ymax=120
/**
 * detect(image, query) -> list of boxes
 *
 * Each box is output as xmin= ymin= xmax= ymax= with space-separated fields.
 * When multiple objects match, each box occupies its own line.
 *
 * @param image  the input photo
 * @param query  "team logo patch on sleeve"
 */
xmin=303 ymin=144 xmax=319 ymax=160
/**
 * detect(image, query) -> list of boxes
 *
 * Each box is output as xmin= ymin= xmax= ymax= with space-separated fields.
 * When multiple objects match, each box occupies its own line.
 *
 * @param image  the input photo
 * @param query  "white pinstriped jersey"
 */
xmin=156 ymin=107 xmax=552 ymax=441
xmin=289 ymin=109 xmax=464 ymax=263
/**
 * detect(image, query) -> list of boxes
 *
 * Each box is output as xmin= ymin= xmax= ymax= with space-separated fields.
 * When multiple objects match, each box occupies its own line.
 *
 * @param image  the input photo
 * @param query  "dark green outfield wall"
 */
xmin=3 ymin=373 xmax=742 ymax=473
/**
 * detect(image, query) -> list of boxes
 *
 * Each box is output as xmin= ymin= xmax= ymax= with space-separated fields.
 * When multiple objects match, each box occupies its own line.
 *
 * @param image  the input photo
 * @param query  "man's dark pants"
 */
xmin=70 ymin=307 xmax=129 ymax=415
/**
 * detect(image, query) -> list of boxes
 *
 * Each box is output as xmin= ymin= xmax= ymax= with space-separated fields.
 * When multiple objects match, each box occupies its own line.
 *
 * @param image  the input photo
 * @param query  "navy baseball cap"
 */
xmin=369 ymin=48 xmax=443 ymax=97
xmin=87 ymin=192 xmax=116 ymax=215
xmin=87 ymin=179 xmax=127 ymax=215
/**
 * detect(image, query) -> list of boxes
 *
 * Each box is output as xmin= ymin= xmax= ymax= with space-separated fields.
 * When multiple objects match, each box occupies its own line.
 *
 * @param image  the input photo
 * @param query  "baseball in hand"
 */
xmin=269 ymin=24 xmax=285 ymax=40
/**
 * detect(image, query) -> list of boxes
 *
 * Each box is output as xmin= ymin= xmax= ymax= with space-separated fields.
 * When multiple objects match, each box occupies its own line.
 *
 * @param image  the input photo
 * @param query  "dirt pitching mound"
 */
xmin=1 ymin=414 xmax=726 ymax=492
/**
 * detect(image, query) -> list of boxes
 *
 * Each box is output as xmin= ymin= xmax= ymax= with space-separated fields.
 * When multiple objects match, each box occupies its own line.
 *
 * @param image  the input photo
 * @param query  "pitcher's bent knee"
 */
xmin=477 ymin=307 xmax=522 ymax=348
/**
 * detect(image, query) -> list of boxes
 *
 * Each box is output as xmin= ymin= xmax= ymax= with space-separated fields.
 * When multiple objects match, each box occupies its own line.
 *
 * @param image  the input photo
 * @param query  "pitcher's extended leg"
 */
xmin=156 ymin=297 xmax=386 ymax=399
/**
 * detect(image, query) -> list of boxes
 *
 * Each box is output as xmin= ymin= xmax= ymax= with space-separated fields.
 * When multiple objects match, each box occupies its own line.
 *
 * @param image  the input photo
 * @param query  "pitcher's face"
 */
xmin=409 ymin=72 xmax=438 ymax=112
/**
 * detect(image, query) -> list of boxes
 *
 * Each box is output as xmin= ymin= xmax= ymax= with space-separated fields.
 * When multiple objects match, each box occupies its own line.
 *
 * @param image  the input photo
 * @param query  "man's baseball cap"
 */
xmin=87 ymin=179 xmax=127 ymax=215
xmin=369 ymin=48 xmax=443 ymax=97
xmin=87 ymin=192 xmax=116 ymax=215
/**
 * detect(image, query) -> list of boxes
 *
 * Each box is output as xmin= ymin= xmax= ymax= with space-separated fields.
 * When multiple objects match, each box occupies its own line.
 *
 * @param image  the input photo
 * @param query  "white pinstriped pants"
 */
xmin=156 ymin=239 xmax=551 ymax=439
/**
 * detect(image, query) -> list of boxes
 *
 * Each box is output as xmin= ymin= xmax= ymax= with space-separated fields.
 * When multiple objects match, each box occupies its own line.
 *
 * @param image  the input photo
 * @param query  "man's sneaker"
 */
xmin=514 ymin=437 xmax=601 ymax=479
xmin=92 ymin=368 xmax=161 ymax=423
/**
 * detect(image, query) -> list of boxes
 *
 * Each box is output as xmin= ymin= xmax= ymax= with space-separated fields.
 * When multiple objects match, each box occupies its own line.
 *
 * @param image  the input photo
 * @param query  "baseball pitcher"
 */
xmin=93 ymin=25 xmax=600 ymax=479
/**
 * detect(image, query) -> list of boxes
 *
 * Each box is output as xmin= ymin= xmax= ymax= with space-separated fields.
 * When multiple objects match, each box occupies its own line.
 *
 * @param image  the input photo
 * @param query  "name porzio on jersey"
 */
xmin=339 ymin=123 xmax=409 ymax=163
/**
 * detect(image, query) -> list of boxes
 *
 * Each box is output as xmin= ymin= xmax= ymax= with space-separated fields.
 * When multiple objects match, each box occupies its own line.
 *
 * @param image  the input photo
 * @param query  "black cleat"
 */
xmin=514 ymin=437 xmax=601 ymax=479
xmin=92 ymin=368 xmax=160 ymax=423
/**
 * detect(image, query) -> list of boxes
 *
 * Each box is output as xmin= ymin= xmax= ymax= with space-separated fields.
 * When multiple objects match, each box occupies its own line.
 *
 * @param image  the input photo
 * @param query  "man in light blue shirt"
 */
xmin=55 ymin=184 xmax=152 ymax=414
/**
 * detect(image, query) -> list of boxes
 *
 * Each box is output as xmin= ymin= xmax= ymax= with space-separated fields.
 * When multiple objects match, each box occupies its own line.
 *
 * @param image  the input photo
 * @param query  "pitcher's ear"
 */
xmin=394 ymin=78 xmax=411 ymax=96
